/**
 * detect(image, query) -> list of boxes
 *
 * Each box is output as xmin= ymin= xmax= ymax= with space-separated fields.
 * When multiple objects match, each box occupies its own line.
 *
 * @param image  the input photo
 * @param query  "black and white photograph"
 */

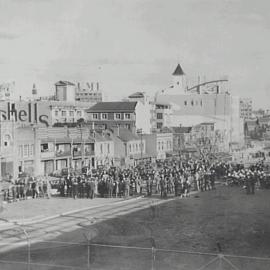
xmin=0 ymin=0 xmax=270 ymax=269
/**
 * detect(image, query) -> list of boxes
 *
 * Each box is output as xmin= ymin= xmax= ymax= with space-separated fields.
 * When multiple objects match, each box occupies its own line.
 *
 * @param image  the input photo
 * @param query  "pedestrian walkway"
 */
xmin=0 ymin=197 xmax=124 ymax=229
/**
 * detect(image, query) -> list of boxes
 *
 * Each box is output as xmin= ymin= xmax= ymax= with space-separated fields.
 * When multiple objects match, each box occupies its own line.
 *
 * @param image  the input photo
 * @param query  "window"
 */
xmin=158 ymin=142 xmax=161 ymax=150
xmin=93 ymin=113 xmax=98 ymax=119
xmin=23 ymin=145 xmax=29 ymax=157
xmin=129 ymin=144 xmax=132 ymax=153
xmin=125 ymin=113 xmax=131 ymax=119
xmin=115 ymin=113 xmax=121 ymax=119
xmin=191 ymin=100 xmax=194 ymax=106
xmin=125 ymin=124 xmax=130 ymax=129
xmin=62 ymin=110 xmax=66 ymax=117
xmin=157 ymin=122 xmax=163 ymax=129
xmin=107 ymin=143 xmax=110 ymax=154
xmin=29 ymin=144 xmax=34 ymax=156
xmin=100 ymin=144 xmax=103 ymax=154
xmin=41 ymin=144 xmax=48 ymax=152
xmin=200 ymin=100 xmax=203 ymax=106
xmin=3 ymin=134 xmax=11 ymax=147
xmin=55 ymin=110 xmax=59 ymax=116
xmin=157 ymin=113 xmax=163 ymax=119
xmin=161 ymin=142 xmax=164 ymax=150
xmin=184 ymin=101 xmax=187 ymax=106
xmin=69 ymin=111 xmax=74 ymax=117
xmin=102 ymin=113 xmax=108 ymax=119
xmin=18 ymin=145 xmax=23 ymax=157
xmin=77 ymin=111 xmax=82 ymax=117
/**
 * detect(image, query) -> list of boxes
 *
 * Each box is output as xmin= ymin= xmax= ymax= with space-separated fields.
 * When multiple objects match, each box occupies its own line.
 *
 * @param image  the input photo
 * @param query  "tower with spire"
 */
xmin=172 ymin=63 xmax=186 ymax=94
xmin=32 ymin=83 xmax=37 ymax=100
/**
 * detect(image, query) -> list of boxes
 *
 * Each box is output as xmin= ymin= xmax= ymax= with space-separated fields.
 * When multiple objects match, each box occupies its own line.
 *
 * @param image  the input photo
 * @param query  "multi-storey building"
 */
xmin=0 ymin=100 xmax=91 ymax=127
xmin=55 ymin=81 xmax=76 ymax=102
xmin=75 ymin=82 xmax=102 ymax=103
xmin=151 ymin=102 xmax=173 ymax=132
xmin=49 ymin=101 xmax=89 ymax=125
xmin=155 ymin=64 xmax=244 ymax=150
xmin=55 ymin=81 xmax=103 ymax=104
xmin=239 ymin=98 xmax=252 ymax=119
xmin=93 ymin=130 xmax=114 ymax=168
xmin=143 ymin=131 xmax=173 ymax=160
xmin=86 ymin=101 xmax=151 ymax=134
xmin=170 ymin=126 xmax=192 ymax=152
xmin=0 ymin=122 xmax=16 ymax=179
xmin=107 ymin=128 xmax=146 ymax=167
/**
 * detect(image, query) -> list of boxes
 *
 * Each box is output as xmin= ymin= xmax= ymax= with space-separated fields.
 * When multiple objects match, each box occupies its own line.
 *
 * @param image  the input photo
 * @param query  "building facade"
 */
xmin=86 ymin=101 xmax=152 ymax=134
xmin=75 ymin=82 xmax=102 ymax=103
xmin=143 ymin=132 xmax=173 ymax=160
xmin=239 ymin=98 xmax=252 ymax=119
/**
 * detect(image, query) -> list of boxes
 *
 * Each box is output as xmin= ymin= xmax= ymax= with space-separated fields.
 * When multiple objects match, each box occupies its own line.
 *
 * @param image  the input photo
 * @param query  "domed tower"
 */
xmin=172 ymin=63 xmax=186 ymax=94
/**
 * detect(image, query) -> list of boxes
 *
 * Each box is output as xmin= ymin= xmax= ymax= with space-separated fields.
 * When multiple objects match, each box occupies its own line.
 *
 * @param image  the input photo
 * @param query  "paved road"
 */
xmin=0 ymin=195 xmax=176 ymax=254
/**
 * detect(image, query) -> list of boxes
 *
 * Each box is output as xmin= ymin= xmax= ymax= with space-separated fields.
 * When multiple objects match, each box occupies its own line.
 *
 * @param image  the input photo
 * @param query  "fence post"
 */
xmin=151 ymin=246 xmax=156 ymax=270
xmin=22 ymin=228 xmax=30 ymax=270
xmin=84 ymin=231 xmax=94 ymax=269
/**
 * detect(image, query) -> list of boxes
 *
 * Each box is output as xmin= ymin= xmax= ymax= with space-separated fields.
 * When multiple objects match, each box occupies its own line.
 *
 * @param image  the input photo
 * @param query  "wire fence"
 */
xmin=0 ymin=238 xmax=270 ymax=270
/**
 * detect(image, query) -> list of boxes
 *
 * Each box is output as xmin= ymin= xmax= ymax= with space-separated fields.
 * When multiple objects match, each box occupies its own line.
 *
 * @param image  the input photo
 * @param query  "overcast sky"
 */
xmin=0 ymin=0 xmax=269 ymax=108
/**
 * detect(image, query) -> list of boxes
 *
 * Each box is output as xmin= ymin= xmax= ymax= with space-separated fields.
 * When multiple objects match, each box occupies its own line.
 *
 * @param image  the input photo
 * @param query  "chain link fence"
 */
xmin=0 ymin=238 xmax=270 ymax=270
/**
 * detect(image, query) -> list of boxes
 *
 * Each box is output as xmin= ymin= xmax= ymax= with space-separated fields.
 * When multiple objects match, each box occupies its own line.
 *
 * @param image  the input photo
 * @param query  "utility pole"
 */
xmin=137 ymin=129 xmax=143 ymax=160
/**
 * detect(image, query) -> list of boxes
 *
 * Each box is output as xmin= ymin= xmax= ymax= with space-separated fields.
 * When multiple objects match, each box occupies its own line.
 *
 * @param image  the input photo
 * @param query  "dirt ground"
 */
xmin=1 ymin=185 xmax=270 ymax=270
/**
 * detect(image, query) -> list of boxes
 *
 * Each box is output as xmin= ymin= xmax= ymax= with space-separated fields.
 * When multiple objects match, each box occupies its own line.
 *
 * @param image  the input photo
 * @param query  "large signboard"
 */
xmin=0 ymin=102 xmax=49 ymax=127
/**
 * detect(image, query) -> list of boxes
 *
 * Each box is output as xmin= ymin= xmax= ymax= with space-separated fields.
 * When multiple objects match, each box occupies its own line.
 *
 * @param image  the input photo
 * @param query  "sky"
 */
xmin=0 ymin=0 xmax=270 ymax=109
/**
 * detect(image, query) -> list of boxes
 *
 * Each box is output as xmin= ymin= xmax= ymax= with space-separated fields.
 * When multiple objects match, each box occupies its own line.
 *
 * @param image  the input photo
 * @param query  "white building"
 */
xmin=155 ymin=64 xmax=244 ymax=150
xmin=55 ymin=81 xmax=76 ymax=102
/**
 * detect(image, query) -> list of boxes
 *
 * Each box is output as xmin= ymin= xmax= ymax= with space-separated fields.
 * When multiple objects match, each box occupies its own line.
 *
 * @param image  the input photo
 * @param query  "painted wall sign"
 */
xmin=0 ymin=102 xmax=49 ymax=127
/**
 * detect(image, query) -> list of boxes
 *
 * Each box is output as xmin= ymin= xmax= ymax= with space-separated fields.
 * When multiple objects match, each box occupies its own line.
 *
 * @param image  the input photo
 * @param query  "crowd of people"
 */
xmin=1 ymin=157 xmax=270 ymax=202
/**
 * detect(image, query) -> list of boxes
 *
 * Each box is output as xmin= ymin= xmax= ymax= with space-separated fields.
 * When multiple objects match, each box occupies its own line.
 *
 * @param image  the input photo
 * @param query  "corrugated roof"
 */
xmin=94 ymin=132 xmax=112 ymax=142
xmin=118 ymin=129 xmax=139 ymax=142
xmin=171 ymin=126 xmax=192 ymax=133
xmin=86 ymin=101 xmax=137 ymax=112
xmin=172 ymin=64 xmax=185 ymax=76
xmin=128 ymin=92 xmax=144 ymax=98
xmin=55 ymin=81 xmax=75 ymax=86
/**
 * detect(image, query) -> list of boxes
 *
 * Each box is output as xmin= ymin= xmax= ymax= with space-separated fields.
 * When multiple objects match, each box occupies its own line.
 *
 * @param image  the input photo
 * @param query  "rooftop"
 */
xmin=171 ymin=126 xmax=192 ymax=133
xmin=118 ymin=128 xmax=139 ymax=142
xmin=128 ymin=92 xmax=145 ymax=98
xmin=172 ymin=63 xmax=185 ymax=76
xmin=86 ymin=101 xmax=137 ymax=112
xmin=55 ymin=81 xmax=75 ymax=86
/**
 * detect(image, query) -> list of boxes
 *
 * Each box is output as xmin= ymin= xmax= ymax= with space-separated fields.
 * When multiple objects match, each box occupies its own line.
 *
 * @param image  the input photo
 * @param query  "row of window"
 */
xmin=18 ymin=144 xmax=34 ymax=158
xmin=99 ymin=143 xmax=111 ymax=155
xmin=92 ymin=113 xmax=131 ymax=120
xmin=157 ymin=140 xmax=172 ymax=151
xmin=55 ymin=110 xmax=82 ymax=117
xmin=184 ymin=100 xmax=203 ymax=106
xmin=128 ymin=142 xmax=144 ymax=154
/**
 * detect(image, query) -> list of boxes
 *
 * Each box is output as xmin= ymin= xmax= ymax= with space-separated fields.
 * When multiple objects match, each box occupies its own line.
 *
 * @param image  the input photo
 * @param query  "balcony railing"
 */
xmin=85 ymin=150 xmax=95 ymax=156
xmin=55 ymin=150 xmax=71 ymax=157
xmin=40 ymin=151 xmax=55 ymax=159
xmin=73 ymin=151 xmax=82 ymax=157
